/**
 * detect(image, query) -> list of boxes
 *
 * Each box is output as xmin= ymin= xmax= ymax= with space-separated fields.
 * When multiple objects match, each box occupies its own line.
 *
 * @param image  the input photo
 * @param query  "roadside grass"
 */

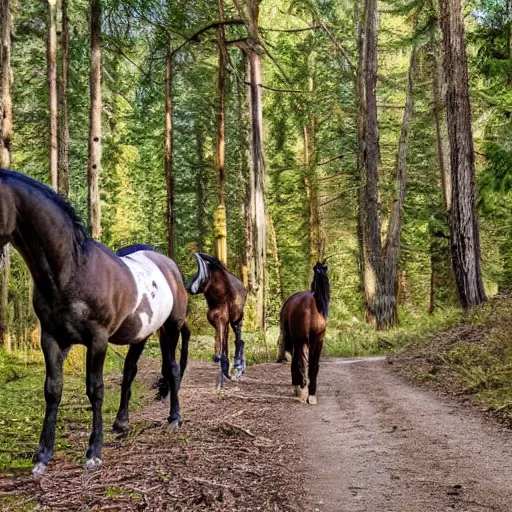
xmin=0 ymin=346 xmax=139 ymax=473
xmin=393 ymin=297 xmax=512 ymax=424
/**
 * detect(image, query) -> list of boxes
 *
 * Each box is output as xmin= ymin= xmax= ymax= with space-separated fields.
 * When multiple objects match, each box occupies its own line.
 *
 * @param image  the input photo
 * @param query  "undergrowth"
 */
xmin=0 ymin=346 xmax=139 ymax=472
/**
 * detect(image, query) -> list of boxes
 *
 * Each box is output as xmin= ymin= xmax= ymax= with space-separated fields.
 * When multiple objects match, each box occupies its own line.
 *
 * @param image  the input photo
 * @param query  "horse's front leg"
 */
xmin=84 ymin=334 xmax=107 ymax=469
xmin=210 ymin=312 xmax=230 ymax=389
xmin=33 ymin=332 xmax=66 ymax=477
xmin=232 ymin=321 xmax=246 ymax=380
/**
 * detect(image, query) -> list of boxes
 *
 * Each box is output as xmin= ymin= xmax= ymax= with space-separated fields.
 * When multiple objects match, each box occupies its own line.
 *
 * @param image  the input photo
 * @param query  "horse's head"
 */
xmin=313 ymin=260 xmax=328 ymax=277
xmin=0 ymin=178 xmax=16 ymax=250
xmin=185 ymin=252 xmax=210 ymax=295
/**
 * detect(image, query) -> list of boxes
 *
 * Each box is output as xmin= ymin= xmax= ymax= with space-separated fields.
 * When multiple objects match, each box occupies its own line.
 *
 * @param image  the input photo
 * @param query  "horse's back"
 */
xmin=280 ymin=291 xmax=326 ymax=343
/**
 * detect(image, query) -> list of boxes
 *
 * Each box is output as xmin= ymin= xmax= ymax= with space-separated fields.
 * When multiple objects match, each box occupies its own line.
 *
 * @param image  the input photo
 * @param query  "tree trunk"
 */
xmin=439 ymin=0 xmax=487 ymax=309
xmin=88 ymin=0 xmax=102 ymax=239
xmin=0 ymin=0 xmax=12 ymax=350
xmin=303 ymin=84 xmax=320 ymax=269
xmin=236 ymin=53 xmax=251 ymax=289
xmin=47 ymin=0 xmax=58 ymax=190
xmin=379 ymin=46 xmax=418 ymax=329
xmin=58 ymin=0 xmax=69 ymax=197
xmin=215 ymin=0 xmax=228 ymax=264
xmin=247 ymin=0 xmax=267 ymax=331
xmin=164 ymin=43 xmax=174 ymax=259
xmin=195 ymin=122 xmax=207 ymax=253
xmin=432 ymin=45 xmax=451 ymax=213
xmin=357 ymin=0 xmax=382 ymax=326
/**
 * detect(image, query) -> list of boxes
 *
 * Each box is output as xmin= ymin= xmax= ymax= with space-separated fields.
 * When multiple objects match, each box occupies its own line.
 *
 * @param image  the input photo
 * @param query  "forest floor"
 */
xmin=3 ymin=354 xmax=512 ymax=511
xmin=3 ymin=299 xmax=512 ymax=511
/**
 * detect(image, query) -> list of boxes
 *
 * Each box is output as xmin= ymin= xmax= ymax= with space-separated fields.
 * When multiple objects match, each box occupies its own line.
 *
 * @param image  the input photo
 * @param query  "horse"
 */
xmin=279 ymin=261 xmax=330 ymax=405
xmin=186 ymin=252 xmax=247 ymax=389
xmin=0 ymin=169 xmax=190 ymax=476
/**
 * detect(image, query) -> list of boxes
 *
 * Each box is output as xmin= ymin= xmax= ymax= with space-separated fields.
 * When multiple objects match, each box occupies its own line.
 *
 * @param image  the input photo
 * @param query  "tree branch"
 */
xmin=171 ymin=19 xmax=246 ymax=57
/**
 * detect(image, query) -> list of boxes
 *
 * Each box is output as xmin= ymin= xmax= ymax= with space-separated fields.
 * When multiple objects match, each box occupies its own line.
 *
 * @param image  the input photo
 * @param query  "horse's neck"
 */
xmin=205 ymin=269 xmax=230 ymax=302
xmin=11 ymin=184 xmax=78 ymax=291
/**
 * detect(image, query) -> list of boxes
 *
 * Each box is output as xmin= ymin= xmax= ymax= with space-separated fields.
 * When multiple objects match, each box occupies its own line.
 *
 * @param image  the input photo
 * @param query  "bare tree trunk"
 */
xmin=357 ymin=0 xmax=382 ymax=327
xmin=47 ymin=0 xmax=58 ymax=190
xmin=58 ymin=0 xmax=69 ymax=197
xmin=195 ymin=122 xmax=207 ymax=253
xmin=379 ymin=47 xmax=418 ymax=329
xmin=303 ymin=87 xmax=320 ymax=269
xmin=439 ymin=0 xmax=487 ymax=309
xmin=236 ymin=54 xmax=251 ymax=289
xmin=88 ymin=0 xmax=102 ymax=238
xmin=247 ymin=0 xmax=267 ymax=331
xmin=215 ymin=0 xmax=228 ymax=264
xmin=164 ymin=43 xmax=174 ymax=259
xmin=432 ymin=45 xmax=451 ymax=213
xmin=0 ymin=0 xmax=12 ymax=350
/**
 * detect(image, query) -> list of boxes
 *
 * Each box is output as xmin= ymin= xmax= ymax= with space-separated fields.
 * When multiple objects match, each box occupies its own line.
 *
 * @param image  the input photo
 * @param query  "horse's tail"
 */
xmin=179 ymin=322 xmax=190 ymax=379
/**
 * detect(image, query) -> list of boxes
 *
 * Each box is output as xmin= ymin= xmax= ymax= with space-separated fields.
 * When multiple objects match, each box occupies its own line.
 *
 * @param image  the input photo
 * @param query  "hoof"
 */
xmin=293 ymin=385 xmax=301 ymax=397
xmin=232 ymin=371 xmax=242 ymax=381
xmin=32 ymin=462 xmax=47 ymax=478
xmin=112 ymin=418 xmax=128 ymax=433
xmin=297 ymin=387 xmax=308 ymax=403
xmin=166 ymin=419 xmax=181 ymax=432
xmin=307 ymin=395 xmax=318 ymax=405
xmin=84 ymin=457 xmax=103 ymax=470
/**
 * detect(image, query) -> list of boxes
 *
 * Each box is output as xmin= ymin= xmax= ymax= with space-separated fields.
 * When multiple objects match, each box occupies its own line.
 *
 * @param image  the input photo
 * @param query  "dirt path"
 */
xmin=3 ymin=356 xmax=512 ymax=511
xmin=297 ymin=357 xmax=512 ymax=512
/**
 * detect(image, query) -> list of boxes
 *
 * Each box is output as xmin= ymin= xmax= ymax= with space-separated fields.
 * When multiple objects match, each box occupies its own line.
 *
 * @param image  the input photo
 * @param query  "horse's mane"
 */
xmin=116 ymin=244 xmax=156 ymax=257
xmin=310 ymin=269 xmax=330 ymax=318
xmin=0 ymin=169 xmax=90 ymax=248
xmin=198 ymin=252 xmax=228 ymax=273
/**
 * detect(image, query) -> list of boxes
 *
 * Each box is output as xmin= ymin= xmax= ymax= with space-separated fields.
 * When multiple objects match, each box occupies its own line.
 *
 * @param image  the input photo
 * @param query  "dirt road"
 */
xmin=3 ymin=356 xmax=512 ymax=511
xmin=298 ymin=357 xmax=512 ymax=512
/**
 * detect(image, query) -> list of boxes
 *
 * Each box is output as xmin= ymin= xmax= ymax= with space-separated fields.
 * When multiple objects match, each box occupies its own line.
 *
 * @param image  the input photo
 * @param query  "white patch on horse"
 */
xmin=191 ymin=254 xmax=208 ymax=294
xmin=121 ymin=252 xmax=174 ymax=340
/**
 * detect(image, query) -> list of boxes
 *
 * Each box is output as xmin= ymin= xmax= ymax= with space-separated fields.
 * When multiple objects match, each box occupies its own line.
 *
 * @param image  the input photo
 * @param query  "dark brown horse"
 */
xmin=0 ymin=169 xmax=189 ymax=476
xmin=279 ymin=261 xmax=330 ymax=404
xmin=186 ymin=253 xmax=247 ymax=389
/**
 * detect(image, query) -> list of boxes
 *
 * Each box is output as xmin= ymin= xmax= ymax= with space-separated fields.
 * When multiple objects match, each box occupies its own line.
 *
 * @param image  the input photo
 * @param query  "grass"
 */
xmin=393 ymin=297 xmax=512 ymax=424
xmin=0 ymin=346 xmax=140 ymax=472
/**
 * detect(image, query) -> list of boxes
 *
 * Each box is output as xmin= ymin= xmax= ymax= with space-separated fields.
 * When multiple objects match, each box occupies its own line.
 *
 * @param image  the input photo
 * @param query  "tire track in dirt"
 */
xmin=294 ymin=357 xmax=512 ymax=512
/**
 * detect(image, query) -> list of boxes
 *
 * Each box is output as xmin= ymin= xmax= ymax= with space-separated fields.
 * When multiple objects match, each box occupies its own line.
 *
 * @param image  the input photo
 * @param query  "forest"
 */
xmin=0 ymin=0 xmax=511 ymax=356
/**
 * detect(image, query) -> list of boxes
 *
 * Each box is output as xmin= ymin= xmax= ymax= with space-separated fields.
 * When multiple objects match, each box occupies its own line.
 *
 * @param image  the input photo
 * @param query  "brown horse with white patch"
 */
xmin=186 ymin=253 xmax=247 ymax=389
xmin=279 ymin=261 xmax=330 ymax=404
xmin=0 ymin=169 xmax=189 ymax=476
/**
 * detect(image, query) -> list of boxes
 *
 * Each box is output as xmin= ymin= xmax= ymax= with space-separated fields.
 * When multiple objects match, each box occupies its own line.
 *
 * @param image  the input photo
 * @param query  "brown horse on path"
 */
xmin=0 ymin=169 xmax=189 ymax=477
xmin=279 ymin=261 xmax=330 ymax=404
xmin=186 ymin=252 xmax=247 ymax=389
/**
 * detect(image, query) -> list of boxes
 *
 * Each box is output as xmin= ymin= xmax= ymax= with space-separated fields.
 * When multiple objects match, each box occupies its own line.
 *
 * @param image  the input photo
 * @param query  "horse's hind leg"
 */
xmin=160 ymin=319 xmax=182 ymax=429
xmin=33 ymin=332 xmax=66 ymax=477
xmin=291 ymin=341 xmax=309 ymax=403
xmin=232 ymin=319 xmax=246 ymax=379
xmin=84 ymin=334 xmax=108 ymax=469
xmin=180 ymin=322 xmax=191 ymax=379
xmin=113 ymin=340 xmax=147 ymax=433
xmin=307 ymin=337 xmax=323 ymax=405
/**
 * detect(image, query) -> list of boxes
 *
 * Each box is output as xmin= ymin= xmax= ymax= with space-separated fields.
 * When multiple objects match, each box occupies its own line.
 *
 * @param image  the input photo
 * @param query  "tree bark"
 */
xmin=432 ymin=45 xmax=451 ymax=213
xmin=214 ymin=0 xmax=228 ymax=264
xmin=195 ymin=122 xmax=207 ymax=253
xmin=58 ymin=0 xmax=69 ymax=197
xmin=0 ymin=0 xmax=12 ymax=350
xmin=165 ymin=42 xmax=174 ymax=259
xmin=439 ymin=0 xmax=487 ymax=309
xmin=379 ymin=46 xmax=418 ymax=329
xmin=246 ymin=0 xmax=267 ymax=331
xmin=88 ymin=0 xmax=102 ymax=238
xmin=357 ymin=0 xmax=382 ymax=326
xmin=47 ymin=0 xmax=58 ymax=190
